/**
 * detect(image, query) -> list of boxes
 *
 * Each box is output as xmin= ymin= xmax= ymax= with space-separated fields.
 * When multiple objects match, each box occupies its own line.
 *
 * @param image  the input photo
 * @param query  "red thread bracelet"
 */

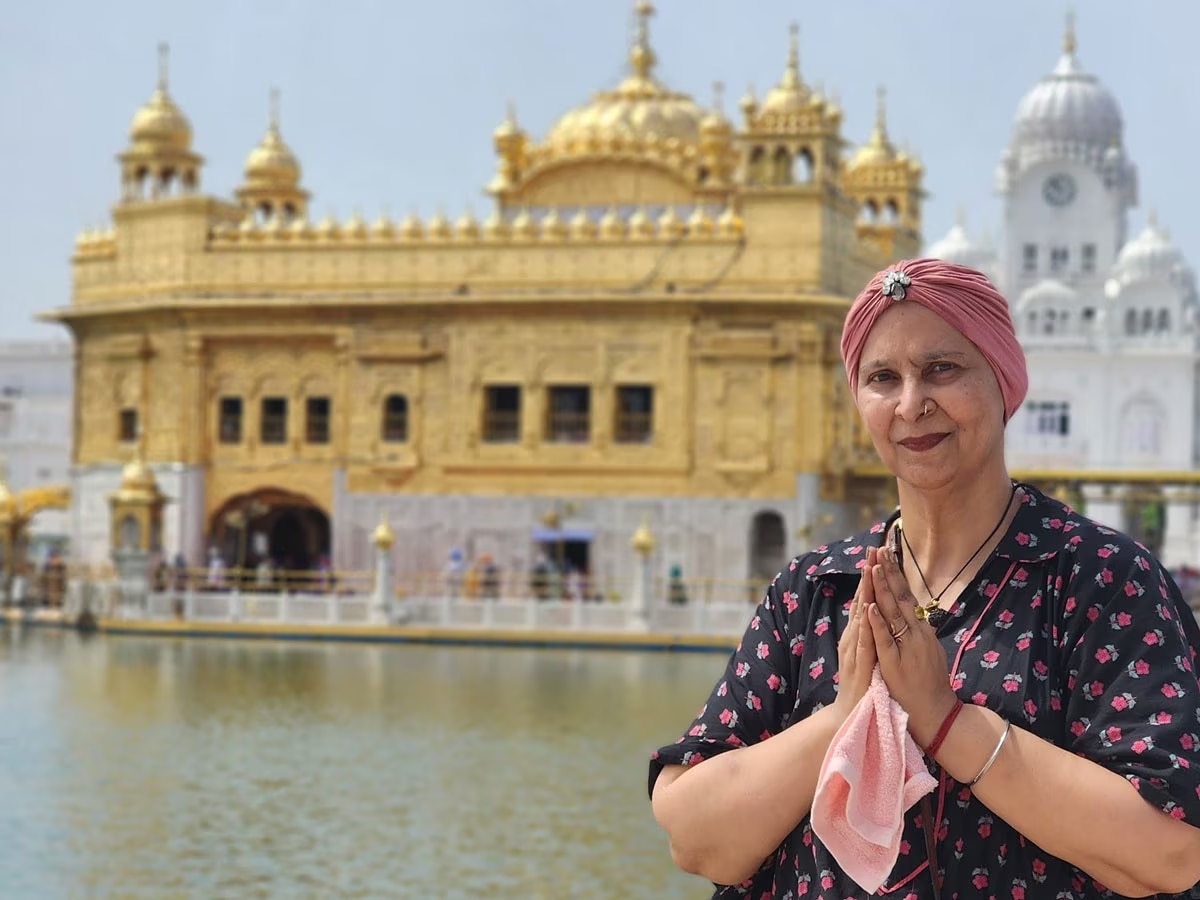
xmin=925 ymin=698 xmax=964 ymax=759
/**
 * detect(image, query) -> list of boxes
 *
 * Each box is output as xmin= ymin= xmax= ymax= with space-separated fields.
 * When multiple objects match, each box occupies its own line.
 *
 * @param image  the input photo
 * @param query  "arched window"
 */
xmin=1141 ymin=308 xmax=1155 ymax=334
xmin=1026 ymin=310 xmax=1038 ymax=333
xmin=1125 ymin=308 xmax=1138 ymax=335
xmin=747 ymin=146 xmax=766 ymax=185
xmin=771 ymin=147 xmax=792 ymax=185
xmin=882 ymin=200 xmax=899 ymax=225
xmin=860 ymin=200 xmax=879 ymax=223
xmin=382 ymin=394 xmax=408 ymax=442
xmin=793 ymin=149 xmax=813 ymax=184
xmin=1043 ymin=309 xmax=1056 ymax=335
xmin=1157 ymin=308 xmax=1171 ymax=333
xmin=748 ymin=511 xmax=787 ymax=584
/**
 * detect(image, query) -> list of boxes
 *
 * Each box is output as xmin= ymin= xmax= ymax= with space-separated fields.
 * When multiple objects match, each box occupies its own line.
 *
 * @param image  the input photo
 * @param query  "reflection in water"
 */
xmin=0 ymin=629 xmax=722 ymax=898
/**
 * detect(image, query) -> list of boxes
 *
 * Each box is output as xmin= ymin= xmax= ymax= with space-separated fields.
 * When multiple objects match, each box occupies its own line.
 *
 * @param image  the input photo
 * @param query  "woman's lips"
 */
xmin=897 ymin=433 xmax=949 ymax=452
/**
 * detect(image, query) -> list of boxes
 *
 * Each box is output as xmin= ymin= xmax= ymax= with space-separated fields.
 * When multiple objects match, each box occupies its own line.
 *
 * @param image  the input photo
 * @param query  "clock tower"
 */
xmin=996 ymin=15 xmax=1137 ymax=301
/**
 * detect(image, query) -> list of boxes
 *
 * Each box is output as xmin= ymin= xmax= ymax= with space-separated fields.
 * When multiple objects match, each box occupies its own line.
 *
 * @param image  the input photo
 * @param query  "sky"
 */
xmin=2 ymin=0 xmax=1199 ymax=340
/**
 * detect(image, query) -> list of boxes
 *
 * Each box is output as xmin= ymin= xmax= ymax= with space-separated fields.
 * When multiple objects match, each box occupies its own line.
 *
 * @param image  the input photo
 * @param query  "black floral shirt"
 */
xmin=649 ymin=485 xmax=1200 ymax=899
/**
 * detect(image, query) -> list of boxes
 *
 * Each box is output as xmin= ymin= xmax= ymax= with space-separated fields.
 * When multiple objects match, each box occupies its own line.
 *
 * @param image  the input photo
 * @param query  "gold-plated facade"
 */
xmin=50 ymin=5 xmax=921 ymax=573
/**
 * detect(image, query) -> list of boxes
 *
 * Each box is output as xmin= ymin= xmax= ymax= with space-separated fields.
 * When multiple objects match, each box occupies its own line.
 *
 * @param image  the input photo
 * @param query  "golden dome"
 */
xmin=658 ymin=206 xmax=685 ymax=238
xmin=399 ymin=212 xmax=424 ymax=241
xmin=244 ymin=91 xmax=301 ymax=188
xmin=512 ymin=208 xmax=538 ymax=240
xmin=484 ymin=208 xmax=510 ymax=241
xmin=761 ymin=25 xmax=808 ymax=115
xmin=371 ymin=212 xmax=395 ymax=241
xmin=344 ymin=211 xmax=368 ymax=240
xmin=687 ymin=206 xmax=714 ymax=237
xmin=570 ymin=209 xmax=597 ymax=240
xmin=316 ymin=213 xmax=341 ymax=241
xmin=455 ymin=209 xmax=480 ymax=240
xmin=543 ymin=3 xmax=704 ymax=157
xmin=427 ymin=210 xmax=452 ymax=241
xmin=128 ymin=45 xmax=192 ymax=152
xmin=542 ymin=208 xmax=568 ymax=240
xmin=599 ymin=207 xmax=626 ymax=240
xmin=372 ymin=514 xmax=396 ymax=550
xmin=628 ymin=207 xmax=654 ymax=239
xmin=849 ymin=86 xmax=897 ymax=170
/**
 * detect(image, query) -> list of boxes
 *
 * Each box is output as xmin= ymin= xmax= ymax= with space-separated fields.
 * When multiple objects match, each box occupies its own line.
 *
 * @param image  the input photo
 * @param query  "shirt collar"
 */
xmin=801 ymin=482 xmax=1069 ymax=580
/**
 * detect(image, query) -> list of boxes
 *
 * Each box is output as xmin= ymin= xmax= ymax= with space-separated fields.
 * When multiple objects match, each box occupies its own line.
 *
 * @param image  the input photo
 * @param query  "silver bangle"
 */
xmin=969 ymin=718 xmax=1011 ymax=788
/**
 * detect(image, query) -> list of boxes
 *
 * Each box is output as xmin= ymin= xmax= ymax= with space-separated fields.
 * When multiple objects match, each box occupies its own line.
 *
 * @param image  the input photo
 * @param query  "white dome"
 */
xmin=1016 ymin=279 xmax=1077 ymax=313
xmin=927 ymin=216 xmax=996 ymax=273
xmin=999 ymin=25 xmax=1127 ymax=189
xmin=1113 ymin=218 xmax=1188 ymax=283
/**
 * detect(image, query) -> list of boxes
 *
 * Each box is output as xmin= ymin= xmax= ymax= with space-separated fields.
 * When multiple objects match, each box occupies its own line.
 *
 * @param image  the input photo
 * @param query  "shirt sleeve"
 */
xmin=646 ymin=564 xmax=807 ymax=800
xmin=1061 ymin=535 xmax=1200 ymax=825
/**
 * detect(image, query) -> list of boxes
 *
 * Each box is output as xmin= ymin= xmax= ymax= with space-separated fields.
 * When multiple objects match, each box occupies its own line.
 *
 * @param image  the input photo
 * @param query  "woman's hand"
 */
xmin=866 ymin=547 xmax=958 ymax=748
xmin=832 ymin=547 xmax=879 ymax=723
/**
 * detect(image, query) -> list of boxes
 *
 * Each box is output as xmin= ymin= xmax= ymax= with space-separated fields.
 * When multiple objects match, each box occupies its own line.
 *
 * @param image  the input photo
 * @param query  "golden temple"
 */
xmin=46 ymin=4 xmax=923 ymax=589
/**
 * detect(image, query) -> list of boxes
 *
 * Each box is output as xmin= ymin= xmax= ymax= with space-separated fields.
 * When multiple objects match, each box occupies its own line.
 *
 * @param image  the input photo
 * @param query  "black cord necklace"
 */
xmin=896 ymin=481 xmax=1019 ymax=627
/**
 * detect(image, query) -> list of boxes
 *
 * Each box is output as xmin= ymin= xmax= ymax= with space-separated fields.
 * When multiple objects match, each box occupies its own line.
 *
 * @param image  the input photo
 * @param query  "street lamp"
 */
xmin=629 ymin=518 xmax=655 ymax=631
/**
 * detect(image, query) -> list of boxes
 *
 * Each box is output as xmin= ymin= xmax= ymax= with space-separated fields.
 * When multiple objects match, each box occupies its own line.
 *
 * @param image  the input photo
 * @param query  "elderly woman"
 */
xmin=648 ymin=259 xmax=1200 ymax=899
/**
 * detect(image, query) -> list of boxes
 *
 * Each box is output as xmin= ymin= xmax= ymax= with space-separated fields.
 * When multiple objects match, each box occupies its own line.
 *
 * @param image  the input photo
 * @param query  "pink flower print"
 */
xmin=1162 ymin=682 xmax=1185 ymax=699
xmin=772 ymin=629 xmax=781 ymax=643
xmin=1168 ymin=803 xmax=1185 ymax=820
xmin=1086 ymin=605 xmax=1101 ymax=622
xmin=1033 ymin=660 xmax=1049 ymax=680
xmin=750 ymin=615 xmax=762 ymax=632
xmin=789 ymin=636 xmax=805 ymax=657
xmin=688 ymin=723 xmax=707 ymax=736
xmin=977 ymin=815 xmax=993 ymax=838
xmin=717 ymin=681 xmax=729 ymax=697
xmin=899 ymin=839 xmax=911 ymax=856
xmin=1132 ymin=737 xmax=1153 ymax=754
xmin=971 ymin=869 xmax=989 ymax=889
xmin=971 ymin=692 xmax=988 ymax=705
xmin=845 ymin=545 xmax=864 ymax=556
xmin=951 ymin=671 xmax=965 ymax=691
xmin=1158 ymin=603 xmax=1175 ymax=622
xmin=1111 ymin=692 xmax=1136 ymax=711
xmin=1032 ymin=858 xmax=1047 ymax=881
xmin=681 ymin=750 xmax=705 ymax=766
xmin=1087 ymin=680 xmax=1106 ymax=698
xmin=1095 ymin=645 xmax=1118 ymax=664
xmin=1153 ymin=711 xmax=1173 ymax=726
xmin=1116 ymin=611 xmax=1133 ymax=628
xmin=782 ymin=591 xmax=800 ymax=614
xmin=1135 ymin=659 xmax=1151 ymax=676
xmin=1050 ymin=692 xmax=1062 ymax=711
xmin=981 ymin=650 xmax=1000 ymax=669
xmin=984 ymin=582 xmax=1001 ymax=599
xmin=1101 ymin=725 xmax=1122 ymax=746
xmin=997 ymin=609 xmax=1015 ymax=629
xmin=820 ymin=870 xmax=834 ymax=890
xmin=1070 ymin=718 xmax=1089 ymax=737
xmin=736 ymin=661 xmax=751 ymax=678
xmin=719 ymin=707 xmax=738 ymax=727
xmin=813 ymin=616 xmax=831 ymax=636
xmin=854 ymin=557 xmax=868 ymax=570
xmin=759 ymin=730 xmax=772 ymax=742
xmin=1182 ymin=733 xmax=1198 ymax=751
xmin=1054 ymin=574 xmax=1064 ymax=593
xmin=1016 ymin=631 xmax=1032 ymax=651
xmin=745 ymin=691 xmax=762 ymax=711
xmin=790 ymin=559 xmax=799 ymax=571
xmin=1124 ymin=581 xmax=1141 ymax=598
xmin=1097 ymin=546 xmax=1114 ymax=559
xmin=1064 ymin=596 xmax=1077 ymax=614
xmin=806 ymin=563 xmax=818 ymax=576
xmin=808 ymin=658 xmax=825 ymax=679
xmin=1016 ymin=532 xmax=1031 ymax=546
xmin=1097 ymin=568 xmax=1114 ymax=586
xmin=1048 ymin=517 xmax=1064 ymax=529
xmin=1024 ymin=699 xmax=1038 ymax=719
xmin=1003 ymin=673 xmax=1023 ymax=693
xmin=755 ymin=642 xmax=771 ymax=660
xmin=954 ymin=837 xmax=965 ymax=854
xmin=1144 ymin=630 xmax=1164 ymax=646
xmin=1012 ymin=879 xmax=1028 ymax=899
xmin=1176 ymin=654 xmax=1194 ymax=673
xmin=1014 ymin=567 xmax=1029 ymax=583
xmin=767 ymin=673 xmax=781 ymax=692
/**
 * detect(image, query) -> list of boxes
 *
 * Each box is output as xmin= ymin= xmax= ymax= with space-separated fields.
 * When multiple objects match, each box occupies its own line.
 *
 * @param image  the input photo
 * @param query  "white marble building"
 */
xmin=0 ymin=341 xmax=74 ymax=556
xmin=928 ymin=24 xmax=1200 ymax=566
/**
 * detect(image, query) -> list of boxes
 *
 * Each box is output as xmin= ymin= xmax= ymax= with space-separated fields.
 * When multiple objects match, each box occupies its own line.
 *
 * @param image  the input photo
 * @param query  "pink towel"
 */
xmin=811 ymin=667 xmax=937 ymax=893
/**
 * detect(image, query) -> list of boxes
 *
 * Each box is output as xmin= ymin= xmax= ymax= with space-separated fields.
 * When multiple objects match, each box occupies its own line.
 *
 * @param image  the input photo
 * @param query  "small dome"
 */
xmin=1016 ymin=278 xmax=1077 ymax=313
xmin=543 ymin=3 xmax=704 ymax=158
xmin=1111 ymin=215 xmax=1194 ymax=288
xmin=926 ymin=214 xmax=996 ymax=273
xmin=1007 ymin=18 xmax=1123 ymax=170
xmin=245 ymin=124 xmax=300 ymax=187
xmin=129 ymin=48 xmax=192 ymax=152
xmin=848 ymin=87 xmax=896 ymax=171
xmin=760 ymin=25 xmax=808 ymax=116
xmin=120 ymin=457 xmax=159 ymax=494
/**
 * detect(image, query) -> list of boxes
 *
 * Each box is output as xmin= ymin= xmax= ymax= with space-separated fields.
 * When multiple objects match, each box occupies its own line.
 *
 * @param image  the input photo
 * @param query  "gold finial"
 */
xmin=1063 ymin=9 xmax=1077 ymax=55
xmin=157 ymin=42 xmax=170 ymax=91
xmin=712 ymin=81 xmax=725 ymax=114
xmin=269 ymin=87 xmax=281 ymax=132
xmin=630 ymin=1 xmax=657 ymax=79
xmin=873 ymin=85 xmax=889 ymax=142
xmin=372 ymin=512 xmax=396 ymax=550
xmin=783 ymin=22 xmax=800 ymax=85
xmin=505 ymin=98 xmax=518 ymax=125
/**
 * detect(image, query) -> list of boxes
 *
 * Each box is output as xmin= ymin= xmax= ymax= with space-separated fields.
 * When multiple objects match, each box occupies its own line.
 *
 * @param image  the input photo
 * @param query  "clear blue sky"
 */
xmin=3 ymin=0 xmax=1198 ymax=339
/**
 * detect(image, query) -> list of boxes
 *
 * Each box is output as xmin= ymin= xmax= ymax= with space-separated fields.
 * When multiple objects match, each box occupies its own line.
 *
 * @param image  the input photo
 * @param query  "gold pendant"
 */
xmin=915 ymin=603 xmax=933 ymax=622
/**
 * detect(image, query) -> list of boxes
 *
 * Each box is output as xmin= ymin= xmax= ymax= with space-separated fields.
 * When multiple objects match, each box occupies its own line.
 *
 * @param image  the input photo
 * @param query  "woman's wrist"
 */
xmin=908 ymin=690 xmax=961 ymax=749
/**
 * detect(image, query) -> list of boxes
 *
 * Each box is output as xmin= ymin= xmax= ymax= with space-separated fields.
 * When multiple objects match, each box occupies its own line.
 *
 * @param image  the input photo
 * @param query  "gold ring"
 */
xmin=890 ymin=622 xmax=910 ymax=641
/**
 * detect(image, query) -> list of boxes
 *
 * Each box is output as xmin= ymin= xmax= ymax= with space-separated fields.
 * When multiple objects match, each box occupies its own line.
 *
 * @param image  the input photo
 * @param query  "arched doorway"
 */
xmin=748 ymin=511 xmax=788 ymax=587
xmin=208 ymin=488 xmax=331 ymax=575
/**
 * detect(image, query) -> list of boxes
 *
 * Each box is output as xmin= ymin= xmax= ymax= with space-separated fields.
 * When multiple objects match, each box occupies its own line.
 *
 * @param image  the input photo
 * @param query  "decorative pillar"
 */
xmin=109 ymin=454 xmax=167 ymax=619
xmin=372 ymin=513 xmax=404 ymax=624
xmin=629 ymin=520 xmax=655 ymax=632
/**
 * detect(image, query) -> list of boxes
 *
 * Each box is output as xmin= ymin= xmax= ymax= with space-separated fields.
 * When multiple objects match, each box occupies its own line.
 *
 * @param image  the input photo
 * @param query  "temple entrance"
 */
xmin=748 ymin=510 xmax=787 ymax=585
xmin=208 ymin=488 xmax=331 ymax=576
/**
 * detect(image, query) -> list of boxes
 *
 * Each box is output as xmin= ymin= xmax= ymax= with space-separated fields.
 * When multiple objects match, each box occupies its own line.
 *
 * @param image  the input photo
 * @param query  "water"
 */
xmin=0 ymin=627 xmax=723 ymax=898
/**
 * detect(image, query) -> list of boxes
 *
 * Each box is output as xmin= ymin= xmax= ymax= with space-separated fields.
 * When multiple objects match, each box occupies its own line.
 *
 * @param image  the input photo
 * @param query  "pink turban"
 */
xmin=840 ymin=258 xmax=1028 ymax=421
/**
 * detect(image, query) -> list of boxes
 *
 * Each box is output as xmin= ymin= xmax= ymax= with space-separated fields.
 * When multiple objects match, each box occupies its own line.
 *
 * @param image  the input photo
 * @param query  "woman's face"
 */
xmin=854 ymin=301 xmax=1007 ymax=491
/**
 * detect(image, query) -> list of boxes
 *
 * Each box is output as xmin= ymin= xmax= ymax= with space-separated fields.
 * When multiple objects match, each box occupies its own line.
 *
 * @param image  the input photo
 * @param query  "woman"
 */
xmin=648 ymin=258 xmax=1200 ymax=898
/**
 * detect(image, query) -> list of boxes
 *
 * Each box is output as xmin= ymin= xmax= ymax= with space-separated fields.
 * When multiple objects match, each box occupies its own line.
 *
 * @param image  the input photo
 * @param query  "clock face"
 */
xmin=1043 ymin=173 xmax=1077 ymax=208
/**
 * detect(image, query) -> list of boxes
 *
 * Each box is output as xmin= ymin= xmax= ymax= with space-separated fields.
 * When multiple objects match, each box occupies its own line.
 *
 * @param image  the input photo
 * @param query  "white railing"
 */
xmin=128 ymin=589 xmax=752 ymax=636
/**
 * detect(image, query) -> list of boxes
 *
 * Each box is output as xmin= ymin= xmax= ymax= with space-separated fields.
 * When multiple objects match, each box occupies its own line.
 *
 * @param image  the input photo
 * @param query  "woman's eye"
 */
xmin=929 ymin=362 xmax=958 ymax=375
xmin=867 ymin=372 xmax=894 ymax=384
